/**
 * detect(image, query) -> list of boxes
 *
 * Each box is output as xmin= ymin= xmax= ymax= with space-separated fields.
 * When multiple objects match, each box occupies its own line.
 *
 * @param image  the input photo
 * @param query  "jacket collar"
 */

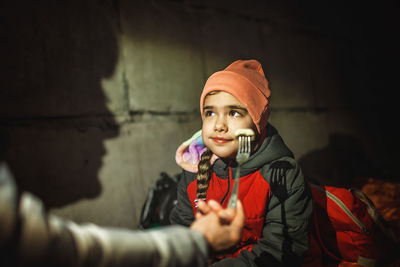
xmin=175 ymin=124 xmax=293 ymax=176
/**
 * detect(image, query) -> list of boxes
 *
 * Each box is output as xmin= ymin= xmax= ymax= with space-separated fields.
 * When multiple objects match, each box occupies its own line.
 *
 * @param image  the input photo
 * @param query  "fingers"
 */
xmin=196 ymin=200 xmax=211 ymax=215
xmin=230 ymin=200 xmax=245 ymax=230
xmin=206 ymin=200 xmax=235 ymax=224
xmin=225 ymin=201 xmax=244 ymax=245
xmin=194 ymin=212 xmax=202 ymax=220
xmin=218 ymin=208 xmax=235 ymax=222
xmin=196 ymin=199 xmax=244 ymax=227
xmin=190 ymin=211 xmax=219 ymax=237
xmin=207 ymin=200 xmax=223 ymax=213
xmin=196 ymin=199 xmax=231 ymax=221
xmin=191 ymin=200 xmax=245 ymax=252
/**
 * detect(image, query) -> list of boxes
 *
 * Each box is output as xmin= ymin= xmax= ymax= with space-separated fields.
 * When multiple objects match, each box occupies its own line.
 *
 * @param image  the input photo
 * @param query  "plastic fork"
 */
xmin=227 ymin=135 xmax=252 ymax=209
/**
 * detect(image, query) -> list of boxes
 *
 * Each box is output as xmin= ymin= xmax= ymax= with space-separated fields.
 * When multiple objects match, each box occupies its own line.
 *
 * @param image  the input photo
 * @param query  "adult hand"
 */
xmin=190 ymin=200 xmax=245 ymax=252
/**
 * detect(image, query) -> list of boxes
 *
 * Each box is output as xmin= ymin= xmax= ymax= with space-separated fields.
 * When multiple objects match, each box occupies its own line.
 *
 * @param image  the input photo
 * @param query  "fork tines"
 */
xmin=228 ymin=133 xmax=252 ymax=209
xmin=237 ymin=135 xmax=251 ymax=165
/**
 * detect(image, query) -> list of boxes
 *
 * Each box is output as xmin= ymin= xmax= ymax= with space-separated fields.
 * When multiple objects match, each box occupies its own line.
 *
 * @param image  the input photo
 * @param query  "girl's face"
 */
xmin=202 ymin=91 xmax=258 ymax=159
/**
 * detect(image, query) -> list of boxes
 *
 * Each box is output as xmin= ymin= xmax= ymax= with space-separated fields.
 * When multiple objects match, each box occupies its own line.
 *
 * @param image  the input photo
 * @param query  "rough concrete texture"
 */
xmin=1 ymin=0 xmax=398 ymax=228
xmin=120 ymin=1 xmax=205 ymax=113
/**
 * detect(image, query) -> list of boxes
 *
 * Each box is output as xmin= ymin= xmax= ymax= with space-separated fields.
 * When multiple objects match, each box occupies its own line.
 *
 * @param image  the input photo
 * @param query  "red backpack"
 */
xmin=304 ymin=183 xmax=399 ymax=266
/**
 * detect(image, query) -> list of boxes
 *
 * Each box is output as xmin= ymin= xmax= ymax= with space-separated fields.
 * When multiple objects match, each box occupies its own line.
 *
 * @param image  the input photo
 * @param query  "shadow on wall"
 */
xmin=299 ymin=134 xmax=373 ymax=187
xmin=0 ymin=0 xmax=120 ymax=208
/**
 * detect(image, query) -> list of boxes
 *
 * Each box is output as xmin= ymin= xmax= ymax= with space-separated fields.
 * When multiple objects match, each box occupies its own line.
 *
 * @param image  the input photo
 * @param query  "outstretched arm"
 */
xmin=0 ymin=162 xmax=244 ymax=267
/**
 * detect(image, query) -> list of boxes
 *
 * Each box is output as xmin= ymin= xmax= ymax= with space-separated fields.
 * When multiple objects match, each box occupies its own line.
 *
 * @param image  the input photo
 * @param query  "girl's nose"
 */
xmin=214 ymin=116 xmax=228 ymax=132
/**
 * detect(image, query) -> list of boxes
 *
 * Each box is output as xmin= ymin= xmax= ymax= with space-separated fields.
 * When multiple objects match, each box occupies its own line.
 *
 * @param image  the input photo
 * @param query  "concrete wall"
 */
xmin=1 ymin=0 xmax=397 ymax=228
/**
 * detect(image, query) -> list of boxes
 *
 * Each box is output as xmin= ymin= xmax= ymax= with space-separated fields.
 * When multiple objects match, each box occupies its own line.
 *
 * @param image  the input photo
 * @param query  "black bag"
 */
xmin=139 ymin=172 xmax=180 ymax=229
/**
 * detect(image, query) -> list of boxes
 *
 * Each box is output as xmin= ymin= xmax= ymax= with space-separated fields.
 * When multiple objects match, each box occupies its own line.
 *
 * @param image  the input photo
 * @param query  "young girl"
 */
xmin=170 ymin=59 xmax=313 ymax=266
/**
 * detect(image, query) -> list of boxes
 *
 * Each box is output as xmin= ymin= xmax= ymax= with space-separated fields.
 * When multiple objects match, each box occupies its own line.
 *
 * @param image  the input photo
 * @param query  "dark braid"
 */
xmin=196 ymin=149 xmax=213 ymax=199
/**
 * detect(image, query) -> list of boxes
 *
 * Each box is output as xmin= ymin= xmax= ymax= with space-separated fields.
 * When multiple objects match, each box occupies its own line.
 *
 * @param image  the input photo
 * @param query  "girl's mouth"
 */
xmin=212 ymin=137 xmax=231 ymax=144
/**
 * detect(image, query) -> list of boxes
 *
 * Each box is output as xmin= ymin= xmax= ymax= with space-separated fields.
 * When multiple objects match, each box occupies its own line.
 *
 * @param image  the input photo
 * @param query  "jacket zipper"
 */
xmin=309 ymin=183 xmax=369 ymax=234
xmin=220 ymin=162 xmax=232 ymax=206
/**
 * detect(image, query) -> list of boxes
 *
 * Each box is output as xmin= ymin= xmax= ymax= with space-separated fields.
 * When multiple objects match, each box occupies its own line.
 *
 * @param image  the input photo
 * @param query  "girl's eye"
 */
xmin=229 ymin=110 xmax=242 ymax=117
xmin=204 ymin=110 xmax=215 ymax=117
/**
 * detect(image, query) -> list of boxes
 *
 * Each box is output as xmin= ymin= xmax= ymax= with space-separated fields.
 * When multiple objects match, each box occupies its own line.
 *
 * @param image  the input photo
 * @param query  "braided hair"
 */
xmin=196 ymin=149 xmax=213 ymax=199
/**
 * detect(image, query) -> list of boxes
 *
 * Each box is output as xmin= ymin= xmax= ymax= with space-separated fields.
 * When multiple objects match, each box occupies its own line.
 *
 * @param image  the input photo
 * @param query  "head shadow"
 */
xmin=298 ymin=133 xmax=372 ymax=187
xmin=0 ymin=0 xmax=120 ymax=208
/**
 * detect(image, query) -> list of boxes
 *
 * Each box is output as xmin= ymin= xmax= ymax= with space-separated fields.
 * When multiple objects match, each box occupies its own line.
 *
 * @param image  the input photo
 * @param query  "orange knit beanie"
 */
xmin=200 ymin=59 xmax=271 ymax=133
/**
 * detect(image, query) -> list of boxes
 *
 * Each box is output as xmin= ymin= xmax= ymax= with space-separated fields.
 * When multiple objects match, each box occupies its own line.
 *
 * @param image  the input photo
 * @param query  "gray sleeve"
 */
xmin=58 ymin=222 xmax=209 ymax=267
xmin=0 ymin=162 xmax=208 ymax=267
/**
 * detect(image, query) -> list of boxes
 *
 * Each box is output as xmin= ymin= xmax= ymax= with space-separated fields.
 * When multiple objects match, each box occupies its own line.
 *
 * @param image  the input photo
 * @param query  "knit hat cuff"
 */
xmin=200 ymin=70 xmax=270 ymax=133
